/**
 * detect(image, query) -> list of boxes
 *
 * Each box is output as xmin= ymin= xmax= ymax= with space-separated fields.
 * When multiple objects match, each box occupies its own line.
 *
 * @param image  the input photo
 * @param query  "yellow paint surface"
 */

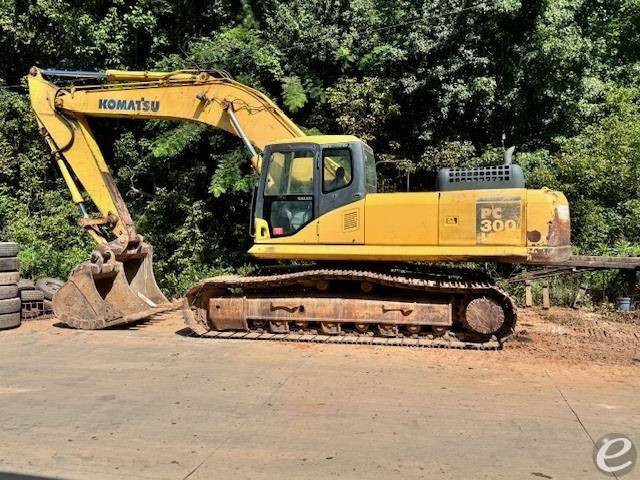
xmin=253 ymin=188 xmax=569 ymax=262
xmin=364 ymin=193 xmax=439 ymax=245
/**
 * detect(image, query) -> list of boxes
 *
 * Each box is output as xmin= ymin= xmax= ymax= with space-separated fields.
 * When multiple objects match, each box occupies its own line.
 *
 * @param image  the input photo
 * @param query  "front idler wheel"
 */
xmin=463 ymin=297 xmax=506 ymax=335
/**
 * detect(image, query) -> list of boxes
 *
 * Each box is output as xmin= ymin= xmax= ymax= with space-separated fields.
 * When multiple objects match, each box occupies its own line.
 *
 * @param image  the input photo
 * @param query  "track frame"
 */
xmin=183 ymin=268 xmax=517 ymax=349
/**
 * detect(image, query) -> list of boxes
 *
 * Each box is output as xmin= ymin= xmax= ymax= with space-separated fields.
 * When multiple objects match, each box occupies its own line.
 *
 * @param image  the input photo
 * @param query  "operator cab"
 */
xmin=254 ymin=135 xmax=376 ymax=238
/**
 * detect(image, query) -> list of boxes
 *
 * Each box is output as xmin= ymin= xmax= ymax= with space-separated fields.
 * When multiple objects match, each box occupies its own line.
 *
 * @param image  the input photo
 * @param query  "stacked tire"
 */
xmin=36 ymin=277 xmax=64 ymax=307
xmin=0 ymin=242 xmax=21 ymax=330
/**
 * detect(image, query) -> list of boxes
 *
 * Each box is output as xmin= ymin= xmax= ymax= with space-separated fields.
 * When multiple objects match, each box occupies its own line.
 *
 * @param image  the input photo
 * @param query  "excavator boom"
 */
xmin=27 ymin=66 xmax=305 ymax=328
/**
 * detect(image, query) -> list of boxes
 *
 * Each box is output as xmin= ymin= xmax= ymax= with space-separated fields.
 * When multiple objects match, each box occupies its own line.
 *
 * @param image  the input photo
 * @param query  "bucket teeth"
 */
xmin=53 ymin=242 xmax=169 ymax=329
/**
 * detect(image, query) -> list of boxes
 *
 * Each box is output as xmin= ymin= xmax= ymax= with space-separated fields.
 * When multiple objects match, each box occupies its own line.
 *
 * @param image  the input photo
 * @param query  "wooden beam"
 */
xmin=572 ymin=283 xmax=588 ymax=309
xmin=533 ymin=255 xmax=640 ymax=270
xmin=542 ymin=280 xmax=550 ymax=310
xmin=524 ymin=280 xmax=533 ymax=307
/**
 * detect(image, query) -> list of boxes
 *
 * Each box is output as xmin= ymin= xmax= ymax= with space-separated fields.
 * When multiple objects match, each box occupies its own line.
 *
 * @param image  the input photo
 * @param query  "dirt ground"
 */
xmin=0 ymin=306 xmax=638 ymax=479
xmin=507 ymin=307 xmax=640 ymax=367
xmin=140 ymin=304 xmax=640 ymax=367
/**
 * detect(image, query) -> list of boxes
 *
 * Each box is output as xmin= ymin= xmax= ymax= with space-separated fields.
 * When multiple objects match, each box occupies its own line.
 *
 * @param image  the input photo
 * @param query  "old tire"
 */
xmin=0 ymin=257 xmax=19 ymax=272
xmin=17 ymin=278 xmax=35 ymax=291
xmin=0 ymin=271 xmax=20 ymax=286
xmin=21 ymin=289 xmax=44 ymax=302
xmin=0 ymin=312 xmax=20 ymax=329
xmin=0 ymin=297 xmax=21 ymax=314
xmin=0 ymin=285 xmax=18 ymax=300
xmin=36 ymin=277 xmax=64 ymax=301
xmin=0 ymin=242 xmax=18 ymax=258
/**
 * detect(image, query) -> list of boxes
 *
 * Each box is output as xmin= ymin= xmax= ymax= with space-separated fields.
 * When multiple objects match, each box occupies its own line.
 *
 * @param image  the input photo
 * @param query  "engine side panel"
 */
xmin=364 ymin=193 xmax=439 ymax=246
xmin=439 ymin=188 xmax=526 ymax=246
xmin=526 ymin=189 xmax=571 ymax=262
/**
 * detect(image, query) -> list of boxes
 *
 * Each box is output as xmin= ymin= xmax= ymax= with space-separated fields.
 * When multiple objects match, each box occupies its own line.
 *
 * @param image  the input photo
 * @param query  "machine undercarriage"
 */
xmin=183 ymin=266 xmax=517 ymax=349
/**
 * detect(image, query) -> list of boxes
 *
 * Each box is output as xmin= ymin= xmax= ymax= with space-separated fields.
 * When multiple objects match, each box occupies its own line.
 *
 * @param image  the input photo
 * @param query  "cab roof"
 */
xmin=271 ymin=135 xmax=365 ymax=146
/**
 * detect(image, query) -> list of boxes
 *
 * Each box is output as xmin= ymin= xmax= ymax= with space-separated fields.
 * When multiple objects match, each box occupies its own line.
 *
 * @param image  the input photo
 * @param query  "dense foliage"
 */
xmin=1 ymin=0 xmax=639 ymax=300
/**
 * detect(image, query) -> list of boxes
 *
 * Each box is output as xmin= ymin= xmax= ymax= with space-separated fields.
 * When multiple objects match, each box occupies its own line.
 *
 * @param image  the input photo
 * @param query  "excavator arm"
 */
xmin=27 ymin=66 xmax=305 ymax=328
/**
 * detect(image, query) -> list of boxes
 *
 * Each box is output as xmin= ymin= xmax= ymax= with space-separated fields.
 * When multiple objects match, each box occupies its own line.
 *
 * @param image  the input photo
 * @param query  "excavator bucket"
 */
xmin=119 ymin=248 xmax=167 ymax=307
xmin=53 ymin=244 xmax=175 ymax=329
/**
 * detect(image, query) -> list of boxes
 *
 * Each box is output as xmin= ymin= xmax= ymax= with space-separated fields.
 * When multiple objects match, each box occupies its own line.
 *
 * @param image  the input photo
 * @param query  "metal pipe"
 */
xmin=77 ymin=202 xmax=88 ymax=218
xmin=41 ymin=69 xmax=107 ymax=79
xmin=54 ymin=155 xmax=84 ymax=205
xmin=105 ymin=69 xmax=198 ymax=82
xmin=503 ymin=146 xmax=516 ymax=165
xmin=225 ymin=105 xmax=259 ymax=158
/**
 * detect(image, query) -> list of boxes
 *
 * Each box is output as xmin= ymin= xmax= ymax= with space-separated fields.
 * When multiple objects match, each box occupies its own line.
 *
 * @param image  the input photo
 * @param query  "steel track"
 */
xmin=200 ymin=329 xmax=503 ymax=350
xmin=185 ymin=267 xmax=517 ymax=350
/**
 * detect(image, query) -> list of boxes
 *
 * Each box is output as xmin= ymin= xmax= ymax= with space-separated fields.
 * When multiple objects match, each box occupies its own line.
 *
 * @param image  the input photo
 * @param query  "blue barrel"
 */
xmin=617 ymin=297 xmax=632 ymax=311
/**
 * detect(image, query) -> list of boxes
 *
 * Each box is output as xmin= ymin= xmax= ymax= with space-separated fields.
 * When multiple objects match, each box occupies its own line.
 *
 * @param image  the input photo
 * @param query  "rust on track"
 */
xmin=183 ymin=268 xmax=518 ymax=349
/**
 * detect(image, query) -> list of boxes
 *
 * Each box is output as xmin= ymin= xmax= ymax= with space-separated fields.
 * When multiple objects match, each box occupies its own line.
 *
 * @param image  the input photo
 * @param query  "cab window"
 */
xmin=364 ymin=148 xmax=377 ymax=193
xmin=265 ymin=150 xmax=314 ymax=195
xmin=264 ymin=149 xmax=315 ymax=236
xmin=323 ymin=148 xmax=352 ymax=193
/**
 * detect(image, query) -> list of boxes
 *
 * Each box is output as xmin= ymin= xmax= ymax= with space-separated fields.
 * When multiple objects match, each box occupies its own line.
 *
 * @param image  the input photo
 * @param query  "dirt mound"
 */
xmin=506 ymin=307 xmax=640 ymax=366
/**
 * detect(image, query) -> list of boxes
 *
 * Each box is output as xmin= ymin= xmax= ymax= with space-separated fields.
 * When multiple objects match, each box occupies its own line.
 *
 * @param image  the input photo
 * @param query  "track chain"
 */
xmin=194 ymin=268 xmax=507 ymax=295
xmin=200 ymin=329 xmax=503 ymax=350
xmin=186 ymin=267 xmax=517 ymax=350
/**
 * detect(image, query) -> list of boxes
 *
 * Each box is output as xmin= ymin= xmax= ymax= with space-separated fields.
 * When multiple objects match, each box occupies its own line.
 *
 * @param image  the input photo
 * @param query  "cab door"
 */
xmin=258 ymin=146 xmax=318 ymax=243
xmin=317 ymin=144 xmax=365 ymax=244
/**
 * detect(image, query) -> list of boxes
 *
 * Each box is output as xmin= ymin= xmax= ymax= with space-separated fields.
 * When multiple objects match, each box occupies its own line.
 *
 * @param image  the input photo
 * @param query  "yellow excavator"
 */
xmin=27 ymin=66 xmax=571 ymax=347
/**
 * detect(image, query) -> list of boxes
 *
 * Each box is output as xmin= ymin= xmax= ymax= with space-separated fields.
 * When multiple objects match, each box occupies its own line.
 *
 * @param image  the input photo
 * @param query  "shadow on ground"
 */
xmin=0 ymin=473 xmax=68 ymax=480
